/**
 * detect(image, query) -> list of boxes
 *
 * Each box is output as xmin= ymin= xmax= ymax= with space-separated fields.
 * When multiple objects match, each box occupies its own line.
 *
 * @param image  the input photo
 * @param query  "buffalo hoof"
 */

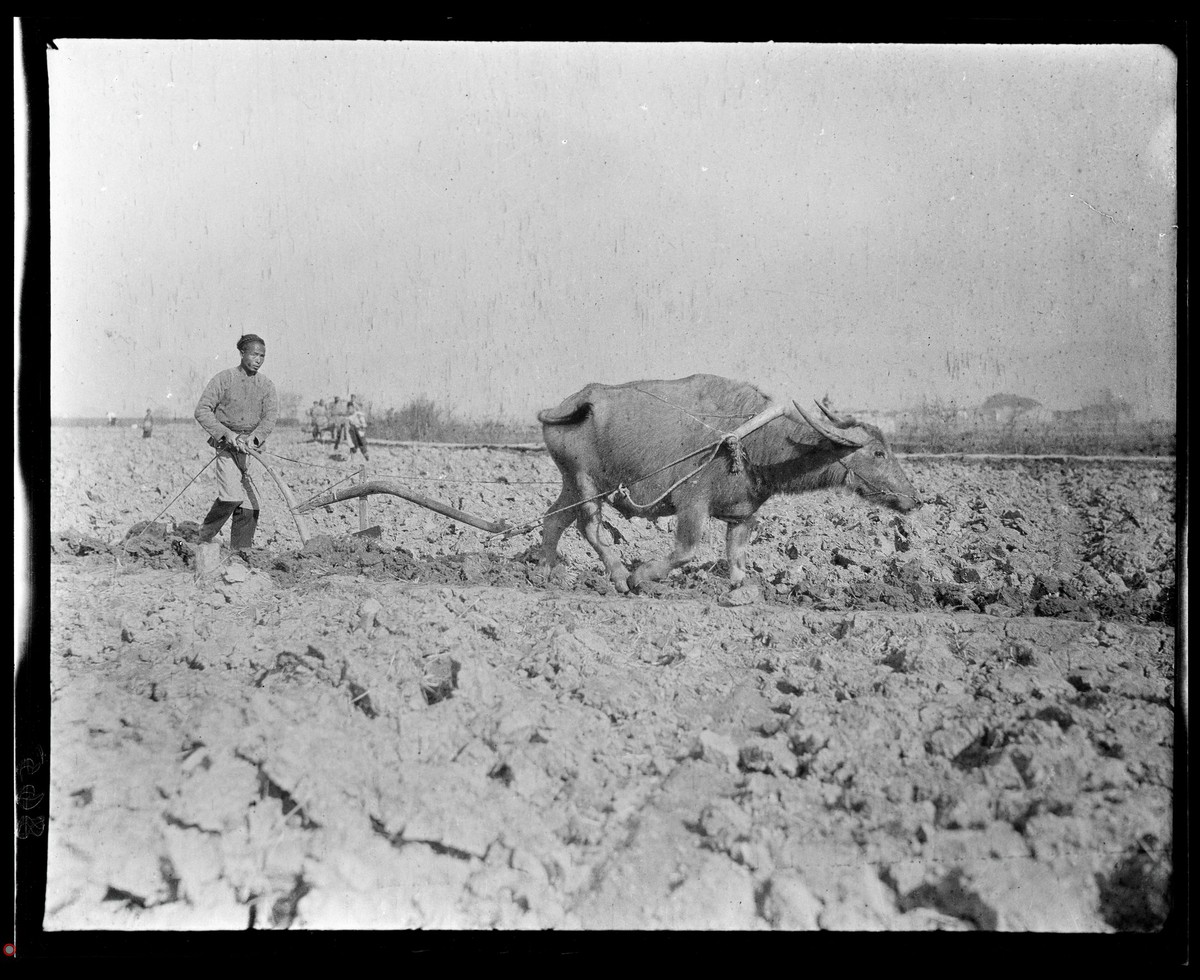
xmin=547 ymin=564 xmax=576 ymax=588
xmin=627 ymin=566 xmax=655 ymax=593
xmin=719 ymin=582 xmax=760 ymax=607
xmin=533 ymin=559 xmax=574 ymax=588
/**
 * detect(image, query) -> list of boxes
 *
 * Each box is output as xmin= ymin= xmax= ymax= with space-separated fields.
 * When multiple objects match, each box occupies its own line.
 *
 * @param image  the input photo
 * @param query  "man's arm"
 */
xmin=249 ymin=379 xmax=279 ymax=445
xmin=194 ymin=372 xmax=237 ymax=443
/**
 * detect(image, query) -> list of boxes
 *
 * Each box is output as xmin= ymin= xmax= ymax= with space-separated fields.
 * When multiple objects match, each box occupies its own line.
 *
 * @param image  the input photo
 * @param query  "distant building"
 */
xmin=1056 ymin=390 xmax=1136 ymax=426
xmin=979 ymin=393 xmax=1043 ymax=424
xmin=1016 ymin=405 xmax=1056 ymax=425
xmin=1057 ymin=404 xmax=1135 ymax=426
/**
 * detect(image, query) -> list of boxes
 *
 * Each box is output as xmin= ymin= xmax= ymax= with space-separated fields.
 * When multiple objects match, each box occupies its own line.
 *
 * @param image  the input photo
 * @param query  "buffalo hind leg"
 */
xmin=577 ymin=499 xmax=631 ymax=593
xmin=539 ymin=483 xmax=580 ymax=568
xmin=725 ymin=515 xmax=758 ymax=588
xmin=629 ymin=507 xmax=704 ymax=592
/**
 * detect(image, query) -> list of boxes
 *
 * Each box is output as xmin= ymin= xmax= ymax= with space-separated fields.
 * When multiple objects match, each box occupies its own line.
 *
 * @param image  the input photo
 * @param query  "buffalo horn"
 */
xmin=792 ymin=400 xmax=865 ymax=447
xmin=816 ymin=400 xmax=855 ymax=427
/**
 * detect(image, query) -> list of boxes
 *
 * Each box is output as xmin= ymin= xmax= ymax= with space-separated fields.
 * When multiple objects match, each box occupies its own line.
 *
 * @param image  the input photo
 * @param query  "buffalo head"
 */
xmin=792 ymin=401 xmax=923 ymax=513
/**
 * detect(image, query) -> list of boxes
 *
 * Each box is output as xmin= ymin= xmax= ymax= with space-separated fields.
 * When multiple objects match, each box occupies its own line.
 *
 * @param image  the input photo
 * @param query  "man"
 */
xmin=329 ymin=396 xmax=346 ymax=450
xmin=346 ymin=398 xmax=370 ymax=461
xmin=142 ymin=409 xmax=153 ymax=439
xmin=309 ymin=400 xmax=327 ymax=442
xmin=193 ymin=334 xmax=278 ymax=551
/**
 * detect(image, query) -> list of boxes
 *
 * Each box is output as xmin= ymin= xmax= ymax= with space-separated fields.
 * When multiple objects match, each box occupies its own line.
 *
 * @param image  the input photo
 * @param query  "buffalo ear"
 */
xmin=793 ymin=400 xmax=866 ymax=448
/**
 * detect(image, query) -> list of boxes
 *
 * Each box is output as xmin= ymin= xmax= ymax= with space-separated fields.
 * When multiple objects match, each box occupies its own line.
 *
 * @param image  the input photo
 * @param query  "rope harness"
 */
xmin=835 ymin=457 xmax=919 ymax=508
xmin=495 ymin=438 xmax=728 ymax=540
xmin=496 ymin=399 xmax=791 ymax=539
xmin=608 ymin=400 xmax=788 ymax=509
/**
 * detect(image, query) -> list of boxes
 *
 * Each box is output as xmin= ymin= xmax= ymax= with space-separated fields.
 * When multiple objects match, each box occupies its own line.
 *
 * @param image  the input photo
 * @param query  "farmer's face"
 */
xmin=240 ymin=344 xmax=266 ymax=373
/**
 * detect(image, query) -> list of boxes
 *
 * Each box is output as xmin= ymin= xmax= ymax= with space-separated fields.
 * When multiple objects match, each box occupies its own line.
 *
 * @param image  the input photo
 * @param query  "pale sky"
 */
xmin=39 ymin=39 xmax=1177 ymax=421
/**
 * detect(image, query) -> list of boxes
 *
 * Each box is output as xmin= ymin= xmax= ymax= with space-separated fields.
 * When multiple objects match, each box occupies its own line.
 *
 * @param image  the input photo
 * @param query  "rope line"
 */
xmin=260 ymin=448 xmax=360 ymax=472
xmin=631 ymin=386 xmax=755 ymax=434
xmin=321 ymin=470 xmax=560 ymax=486
xmin=291 ymin=472 xmax=362 ymax=510
xmin=267 ymin=445 xmax=561 ymax=487
xmin=123 ymin=444 xmax=352 ymax=546
xmin=611 ymin=440 xmax=727 ymax=512
xmin=492 ymin=437 xmax=731 ymax=539
xmin=258 ymin=448 xmax=384 ymax=508
xmin=835 ymin=458 xmax=919 ymax=507
xmin=120 ymin=453 xmax=219 ymax=548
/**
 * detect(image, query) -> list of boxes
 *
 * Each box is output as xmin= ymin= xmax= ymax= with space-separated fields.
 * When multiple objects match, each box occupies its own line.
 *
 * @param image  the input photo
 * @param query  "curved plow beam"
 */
xmin=243 ymin=447 xmax=314 ymax=544
xmin=295 ymin=479 xmax=512 ymax=535
xmin=792 ymin=401 xmax=866 ymax=448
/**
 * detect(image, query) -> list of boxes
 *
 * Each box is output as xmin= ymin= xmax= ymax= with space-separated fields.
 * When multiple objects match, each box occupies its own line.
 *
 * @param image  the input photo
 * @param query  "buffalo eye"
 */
xmin=874 ymin=450 xmax=886 ymax=458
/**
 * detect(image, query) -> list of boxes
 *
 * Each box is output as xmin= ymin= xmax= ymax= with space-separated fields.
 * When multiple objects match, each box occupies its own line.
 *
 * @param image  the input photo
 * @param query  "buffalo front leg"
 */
xmin=725 ymin=515 xmax=758 ymax=588
xmin=577 ymin=500 xmax=631 ymax=593
xmin=629 ymin=507 xmax=704 ymax=592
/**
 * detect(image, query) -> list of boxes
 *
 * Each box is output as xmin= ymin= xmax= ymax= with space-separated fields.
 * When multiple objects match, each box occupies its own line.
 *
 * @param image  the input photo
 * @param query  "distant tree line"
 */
xmin=62 ymin=391 xmax=1173 ymax=455
xmin=889 ymin=398 xmax=1173 ymax=456
xmin=371 ymin=397 xmax=540 ymax=444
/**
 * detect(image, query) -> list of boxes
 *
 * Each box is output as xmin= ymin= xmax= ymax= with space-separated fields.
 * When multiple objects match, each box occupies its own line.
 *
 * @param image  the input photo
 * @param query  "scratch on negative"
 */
xmin=1070 ymin=193 xmax=1116 ymax=224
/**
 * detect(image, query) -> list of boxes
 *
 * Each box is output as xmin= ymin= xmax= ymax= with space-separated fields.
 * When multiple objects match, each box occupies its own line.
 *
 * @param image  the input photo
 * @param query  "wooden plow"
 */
xmin=293 ymin=476 xmax=512 ymax=535
xmin=244 ymin=447 xmax=315 ymax=544
xmin=245 ymin=446 xmax=512 ymax=544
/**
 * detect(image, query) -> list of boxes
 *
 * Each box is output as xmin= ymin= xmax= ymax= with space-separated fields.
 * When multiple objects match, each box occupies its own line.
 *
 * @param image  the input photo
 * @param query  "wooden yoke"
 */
xmin=244 ymin=447 xmax=313 ymax=544
xmin=723 ymin=402 xmax=789 ymax=474
xmin=729 ymin=401 xmax=789 ymax=441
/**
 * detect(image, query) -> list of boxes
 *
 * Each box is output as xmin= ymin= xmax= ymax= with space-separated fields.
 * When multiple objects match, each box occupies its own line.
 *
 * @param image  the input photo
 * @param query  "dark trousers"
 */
xmin=198 ymin=500 xmax=259 ymax=549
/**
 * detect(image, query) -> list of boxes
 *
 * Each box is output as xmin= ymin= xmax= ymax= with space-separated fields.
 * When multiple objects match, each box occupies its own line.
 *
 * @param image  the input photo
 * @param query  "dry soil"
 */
xmin=41 ymin=426 xmax=1177 ymax=931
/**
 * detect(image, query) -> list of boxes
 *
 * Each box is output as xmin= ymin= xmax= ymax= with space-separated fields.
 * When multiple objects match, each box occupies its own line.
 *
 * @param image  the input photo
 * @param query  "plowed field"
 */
xmin=40 ymin=426 xmax=1178 ymax=931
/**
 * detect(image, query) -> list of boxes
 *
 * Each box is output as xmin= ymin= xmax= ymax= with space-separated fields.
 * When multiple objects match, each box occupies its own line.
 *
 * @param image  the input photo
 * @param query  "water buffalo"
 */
xmin=537 ymin=374 xmax=922 ymax=593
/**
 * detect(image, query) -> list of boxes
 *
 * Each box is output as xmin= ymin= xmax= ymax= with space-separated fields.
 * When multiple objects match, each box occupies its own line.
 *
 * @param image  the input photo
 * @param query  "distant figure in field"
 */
xmin=193 ymin=334 xmax=278 ymax=552
xmin=330 ymin=396 xmax=347 ymax=450
xmin=346 ymin=399 xmax=370 ymax=462
xmin=309 ymin=399 xmax=328 ymax=442
xmin=142 ymin=409 xmax=153 ymax=439
xmin=107 ymin=411 xmax=117 ymax=427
